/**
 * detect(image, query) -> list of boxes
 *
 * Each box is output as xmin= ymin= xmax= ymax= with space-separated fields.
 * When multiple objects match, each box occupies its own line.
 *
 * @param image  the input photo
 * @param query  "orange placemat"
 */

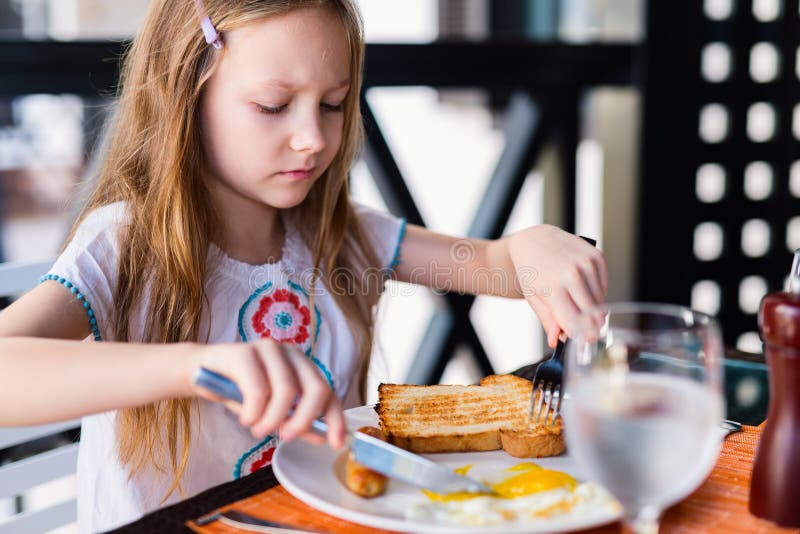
xmin=186 ymin=485 xmax=398 ymax=534
xmin=187 ymin=425 xmax=799 ymax=534
xmin=658 ymin=424 xmax=798 ymax=534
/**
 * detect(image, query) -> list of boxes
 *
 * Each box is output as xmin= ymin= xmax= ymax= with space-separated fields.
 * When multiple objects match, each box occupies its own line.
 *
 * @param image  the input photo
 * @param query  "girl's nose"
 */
xmin=289 ymin=111 xmax=326 ymax=154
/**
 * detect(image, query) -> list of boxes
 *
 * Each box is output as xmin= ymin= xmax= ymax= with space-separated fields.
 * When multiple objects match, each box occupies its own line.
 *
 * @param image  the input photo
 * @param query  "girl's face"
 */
xmin=200 ymin=7 xmax=351 ymax=212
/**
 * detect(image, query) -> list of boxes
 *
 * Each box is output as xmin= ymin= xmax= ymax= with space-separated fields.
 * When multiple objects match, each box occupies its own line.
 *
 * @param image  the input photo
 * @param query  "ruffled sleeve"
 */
xmin=352 ymin=202 xmax=407 ymax=274
xmin=42 ymin=202 xmax=127 ymax=341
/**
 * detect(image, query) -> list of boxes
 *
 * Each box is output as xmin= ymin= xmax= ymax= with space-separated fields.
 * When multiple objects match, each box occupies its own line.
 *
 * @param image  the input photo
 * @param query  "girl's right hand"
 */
xmin=187 ymin=339 xmax=345 ymax=450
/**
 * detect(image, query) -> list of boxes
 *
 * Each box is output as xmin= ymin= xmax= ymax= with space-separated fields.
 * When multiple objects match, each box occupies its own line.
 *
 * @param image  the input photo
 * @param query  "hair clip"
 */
xmin=192 ymin=0 xmax=222 ymax=49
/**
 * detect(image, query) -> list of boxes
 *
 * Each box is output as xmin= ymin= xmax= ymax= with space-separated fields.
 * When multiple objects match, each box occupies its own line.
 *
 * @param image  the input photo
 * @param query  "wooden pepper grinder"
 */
xmin=749 ymin=250 xmax=800 ymax=526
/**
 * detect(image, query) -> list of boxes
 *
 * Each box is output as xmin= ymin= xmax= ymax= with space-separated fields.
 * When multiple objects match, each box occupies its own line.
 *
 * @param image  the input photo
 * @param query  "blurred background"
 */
xmin=0 ymin=0 xmax=794 ymax=531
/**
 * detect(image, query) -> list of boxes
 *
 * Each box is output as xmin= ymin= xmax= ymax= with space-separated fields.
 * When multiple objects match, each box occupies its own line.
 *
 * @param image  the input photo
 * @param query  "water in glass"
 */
xmin=563 ymin=302 xmax=724 ymax=534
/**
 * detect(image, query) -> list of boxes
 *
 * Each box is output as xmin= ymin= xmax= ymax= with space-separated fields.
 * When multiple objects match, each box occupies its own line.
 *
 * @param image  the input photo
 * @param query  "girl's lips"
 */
xmin=280 ymin=168 xmax=314 ymax=180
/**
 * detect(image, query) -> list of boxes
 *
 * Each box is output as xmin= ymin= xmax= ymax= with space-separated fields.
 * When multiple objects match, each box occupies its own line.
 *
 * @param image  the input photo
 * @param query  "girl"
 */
xmin=0 ymin=0 xmax=607 ymax=531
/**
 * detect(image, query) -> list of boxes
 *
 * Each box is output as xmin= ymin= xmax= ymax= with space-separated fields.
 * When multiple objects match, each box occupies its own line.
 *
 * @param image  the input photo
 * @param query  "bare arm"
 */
xmin=0 ymin=282 xmax=345 ymax=447
xmin=393 ymin=224 xmax=520 ymax=297
xmin=0 ymin=336 xmax=197 ymax=426
xmin=0 ymin=282 xmax=197 ymax=425
xmin=393 ymin=224 xmax=607 ymax=347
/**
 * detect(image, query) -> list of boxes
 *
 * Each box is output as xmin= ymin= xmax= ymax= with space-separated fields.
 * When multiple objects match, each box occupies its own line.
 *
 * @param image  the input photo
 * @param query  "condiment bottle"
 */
xmin=749 ymin=250 xmax=800 ymax=526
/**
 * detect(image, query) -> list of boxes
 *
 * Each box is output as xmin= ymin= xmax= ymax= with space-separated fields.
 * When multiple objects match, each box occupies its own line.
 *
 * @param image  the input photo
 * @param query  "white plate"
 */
xmin=273 ymin=405 xmax=622 ymax=533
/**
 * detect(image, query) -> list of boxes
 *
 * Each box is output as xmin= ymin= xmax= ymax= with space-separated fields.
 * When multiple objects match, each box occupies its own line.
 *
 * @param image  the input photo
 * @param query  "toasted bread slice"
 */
xmin=377 ymin=374 xmax=564 ymax=457
xmin=376 ymin=381 xmax=507 ymax=452
xmin=500 ymin=421 xmax=565 ymax=458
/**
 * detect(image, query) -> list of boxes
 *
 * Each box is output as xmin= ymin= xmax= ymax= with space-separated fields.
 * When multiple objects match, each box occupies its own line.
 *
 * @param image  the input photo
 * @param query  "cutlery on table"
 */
xmin=721 ymin=419 xmax=742 ymax=435
xmin=195 ymin=509 xmax=322 ymax=533
xmin=193 ymin=367 xmax=496 ymax=495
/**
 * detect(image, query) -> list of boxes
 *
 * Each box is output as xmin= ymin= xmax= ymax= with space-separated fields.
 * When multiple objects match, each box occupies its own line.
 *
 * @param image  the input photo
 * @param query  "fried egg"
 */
xmin=407 ymin=463 xmax=620 ymax=526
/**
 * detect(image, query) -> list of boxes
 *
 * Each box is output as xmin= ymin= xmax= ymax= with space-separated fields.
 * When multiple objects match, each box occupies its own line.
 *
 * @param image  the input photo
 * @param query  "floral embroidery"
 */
xmin=250 ymin=446 xmax=275 ymax=471
xmin=237 ymin=279 xmax=333 ymax=388
xmin=234 ymin=279 xmax=337 ymax=477
xmin=238 ymin=280 xmax=320 ymax=356
xmin=233 ymin=434 xmax=277 ymax=479
xmin=251 ymin=288 xmax=311 ymax=345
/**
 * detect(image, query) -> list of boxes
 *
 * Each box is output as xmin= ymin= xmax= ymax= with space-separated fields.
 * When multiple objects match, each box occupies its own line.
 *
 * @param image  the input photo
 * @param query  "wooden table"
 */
xmin=183 ymin=424 xmax=799 ymax=534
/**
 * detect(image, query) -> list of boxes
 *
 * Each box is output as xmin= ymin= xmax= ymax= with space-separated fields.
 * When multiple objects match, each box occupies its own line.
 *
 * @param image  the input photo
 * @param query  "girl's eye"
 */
xmin=256 ymin=104 xmax=286 ymax=115
xmin=255 ymin=102 xmax=343 ymax=114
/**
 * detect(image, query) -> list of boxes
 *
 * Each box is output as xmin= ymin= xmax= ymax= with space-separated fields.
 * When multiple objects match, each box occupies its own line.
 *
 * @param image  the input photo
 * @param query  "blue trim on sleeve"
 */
xmin=40 ymin=274 xmax=102 ymax=341
xmin=387 ymin=218 xmax=407 ymax=274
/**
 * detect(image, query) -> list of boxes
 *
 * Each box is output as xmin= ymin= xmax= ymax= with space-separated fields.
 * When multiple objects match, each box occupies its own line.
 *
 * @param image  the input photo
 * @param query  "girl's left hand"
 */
xmin=507 ymin=225 xmax=608 ymax=347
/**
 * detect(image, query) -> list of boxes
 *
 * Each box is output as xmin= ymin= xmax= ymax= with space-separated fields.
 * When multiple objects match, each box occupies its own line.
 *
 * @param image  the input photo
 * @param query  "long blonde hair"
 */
xmin=73 ymin=0 xmax=381 ymax=498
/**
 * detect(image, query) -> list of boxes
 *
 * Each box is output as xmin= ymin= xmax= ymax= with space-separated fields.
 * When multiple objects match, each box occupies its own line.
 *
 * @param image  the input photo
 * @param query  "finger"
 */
xmin=591 ymin=305 xmax=609 ymax=340
xmin=523 ymin=293 xmax=560 ymax=348
xmin=581 ymin=257 xmax=606 ymax=306
xmin=567 ymin=264 xmax=602 ymax=313
xmin=251 ymin=344 xmax=298 ymax=438
xmin=547 ymin=325 xmax=561 ymax=348
xmin=281 ymin=355 xmax=331 ymax=441
xmin=568 ymin=259 xmax=607 ymax=336
xmin=240 ymin=379 xmax=270 ymax=427
xmin=575 ymin=238 xmax=606 ymax=300
xmin=223 ymin=400 xmax=243 ymax=415
xmin=192 ymin=388 xmax=243 ymax=415
xmin=323 ymin=394 xmax=347 ymax=450
xmin=296 ymin=429 xmax=326 ymax=446
xmin=580 ymin=248 xmax=607 ymax=304
xmin=223 ymin=356 xmax=269 ymax=427
xmin=594 ymin=251 xmax=609 ymax=296
xmin=546 ymin=288 xmax=582 ymax=340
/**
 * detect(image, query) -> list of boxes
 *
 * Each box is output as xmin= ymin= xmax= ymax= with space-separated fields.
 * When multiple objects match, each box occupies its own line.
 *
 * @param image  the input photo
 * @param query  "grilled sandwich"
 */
xmin=377 ymin=374 xmax=565 ymax=458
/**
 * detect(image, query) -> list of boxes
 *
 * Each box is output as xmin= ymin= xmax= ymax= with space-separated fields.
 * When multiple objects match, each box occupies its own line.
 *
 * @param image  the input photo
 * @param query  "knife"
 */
xmin=721 ymin=419 xmax=742 ymax=435
xmin=193 ymin=367 xmax=496 ymax=495
xmin=196 ymin=509 xmax=321 ymax=532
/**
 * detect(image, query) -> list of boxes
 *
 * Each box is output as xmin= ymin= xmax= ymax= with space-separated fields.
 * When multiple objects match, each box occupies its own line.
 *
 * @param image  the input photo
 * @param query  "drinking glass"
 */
xmin=563 ymin=302 xmax=724 ymax=534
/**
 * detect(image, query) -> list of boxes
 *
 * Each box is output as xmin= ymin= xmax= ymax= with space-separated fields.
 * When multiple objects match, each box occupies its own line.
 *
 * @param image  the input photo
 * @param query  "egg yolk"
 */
xmin=453 ymin=464 xmax=473 ymax=476
xmin=422 ymin=463 xmax=578 ymax=502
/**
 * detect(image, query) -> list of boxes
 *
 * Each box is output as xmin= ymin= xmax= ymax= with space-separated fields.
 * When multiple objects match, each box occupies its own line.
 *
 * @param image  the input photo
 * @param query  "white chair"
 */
xmin=0 ymin=260 xmax=55 ymax=297
xmin=0 ymin=258 xmax=81 ymax=533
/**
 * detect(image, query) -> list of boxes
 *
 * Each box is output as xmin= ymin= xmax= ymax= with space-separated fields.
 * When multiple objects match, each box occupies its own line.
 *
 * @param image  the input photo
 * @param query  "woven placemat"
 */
xmin=186 ymin=486 xmax=398 ymax=534
xmin=659 ymin=425 xmax=798 ymax=534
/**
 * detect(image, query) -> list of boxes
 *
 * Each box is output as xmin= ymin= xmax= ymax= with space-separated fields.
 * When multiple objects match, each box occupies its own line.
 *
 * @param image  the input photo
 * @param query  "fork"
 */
xmin=529 ymin=235 xmax=596 ymax=427
xmin=529 ymin=336 xmax=566 ymax=428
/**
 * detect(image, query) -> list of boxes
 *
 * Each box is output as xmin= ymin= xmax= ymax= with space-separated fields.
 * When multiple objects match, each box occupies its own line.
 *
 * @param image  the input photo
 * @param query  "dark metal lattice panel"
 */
xmin=639 ymin=0 xmax=800 ymax=350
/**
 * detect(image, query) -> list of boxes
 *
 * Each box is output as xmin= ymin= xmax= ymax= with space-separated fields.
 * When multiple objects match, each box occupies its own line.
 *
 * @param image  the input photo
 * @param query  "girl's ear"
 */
xmin=192 ymin=0 xmax=223 ymax=50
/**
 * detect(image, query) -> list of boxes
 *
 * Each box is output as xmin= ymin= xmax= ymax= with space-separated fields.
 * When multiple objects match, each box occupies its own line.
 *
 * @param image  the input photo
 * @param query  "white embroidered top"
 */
xmin=45 ymin=201 xmax=406 ymax=533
